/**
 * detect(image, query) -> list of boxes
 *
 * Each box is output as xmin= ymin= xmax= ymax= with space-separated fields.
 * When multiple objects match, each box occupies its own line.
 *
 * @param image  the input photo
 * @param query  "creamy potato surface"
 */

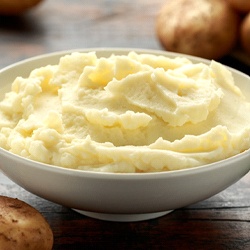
xmin=0 ymin=52 xmax=250 ymax=172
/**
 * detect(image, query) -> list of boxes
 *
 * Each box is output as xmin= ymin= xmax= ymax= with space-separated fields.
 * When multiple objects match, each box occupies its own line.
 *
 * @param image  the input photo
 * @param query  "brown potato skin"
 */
xmin=240 ymin=12 xmax=250 ymax=55
xmin=156 ymin=0 xmax=240 ymax=59
xmin=227 ymin=0 xmax=250 ymax=13
xmin=0 ymin=196 xmax=53 ymax=250
xmin=0 ymin=0 xmax=43 ymax=15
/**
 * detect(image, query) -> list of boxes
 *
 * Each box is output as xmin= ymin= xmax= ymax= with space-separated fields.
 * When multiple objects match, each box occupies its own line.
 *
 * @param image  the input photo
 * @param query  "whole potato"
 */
xmin=156 ymin=0 xmax=240 ymax=59
xmin=0 ymin=196 xmax=53 ymax=250
xmin=0 ymin=0 xmax=43 ymax=15
xmin=240 ymin=12 xmax=250 ymax=55
xmin=227 ymin=0 xmax=250 ymax=13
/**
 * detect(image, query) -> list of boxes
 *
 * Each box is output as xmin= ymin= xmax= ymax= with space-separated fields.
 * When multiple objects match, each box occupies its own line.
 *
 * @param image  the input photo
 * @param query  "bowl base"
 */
xmin=72 ymin=209 xmax=173 ymax=222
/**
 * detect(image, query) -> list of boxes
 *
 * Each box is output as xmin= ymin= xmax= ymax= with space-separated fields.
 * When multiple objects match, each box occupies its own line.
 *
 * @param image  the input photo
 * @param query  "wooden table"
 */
xmin=0 ymin=1 xmax=250 ymax=249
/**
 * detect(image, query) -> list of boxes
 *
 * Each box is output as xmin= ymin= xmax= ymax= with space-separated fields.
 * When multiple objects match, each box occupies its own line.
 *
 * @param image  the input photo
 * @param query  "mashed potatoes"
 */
xmin=0 ymin=51 xmax=250 ymax=173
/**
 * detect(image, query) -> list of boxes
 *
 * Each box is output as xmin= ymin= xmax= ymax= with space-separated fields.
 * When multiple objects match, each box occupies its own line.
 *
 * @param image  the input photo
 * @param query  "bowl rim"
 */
xmin=0 ymin=47 xmax=250 ymax=180
xmin=1 ymin=146 xmax=250 ymax=180
xmin=1 ymin=47 xmax=249 ymax=78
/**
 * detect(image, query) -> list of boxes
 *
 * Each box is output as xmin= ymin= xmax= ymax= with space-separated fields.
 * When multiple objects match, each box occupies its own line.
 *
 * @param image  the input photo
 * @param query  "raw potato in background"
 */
xmin=156 ymin=0 xmax=240 ymax=59
xmin=227 ymin=0 xmax=250 ymax=13
xmin=0 ymin=196 xmax=53 ymax=250
xmin=0 ymin=0 xmax=43 ymax=15
xmin=240 ymin=12 xmax=250 ymax=55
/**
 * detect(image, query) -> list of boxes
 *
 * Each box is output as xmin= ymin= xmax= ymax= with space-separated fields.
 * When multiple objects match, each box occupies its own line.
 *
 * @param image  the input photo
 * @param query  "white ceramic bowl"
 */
xmin=0 ymin=48 xmax=250 ymax=222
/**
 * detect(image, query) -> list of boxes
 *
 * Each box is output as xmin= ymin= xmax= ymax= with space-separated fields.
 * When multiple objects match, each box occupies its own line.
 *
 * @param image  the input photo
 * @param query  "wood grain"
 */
xmin=1 ymin=173 xmax=250 ymax=250
xmin=0 ymin=0 xmax=249 ymax=249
